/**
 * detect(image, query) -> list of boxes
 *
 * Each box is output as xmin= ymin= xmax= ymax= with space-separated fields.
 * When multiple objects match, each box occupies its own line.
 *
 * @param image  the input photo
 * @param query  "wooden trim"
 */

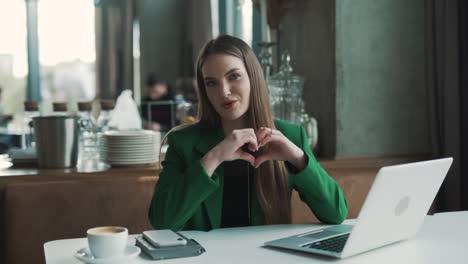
xmin=319 ymin=155 xmax=429 ymax=169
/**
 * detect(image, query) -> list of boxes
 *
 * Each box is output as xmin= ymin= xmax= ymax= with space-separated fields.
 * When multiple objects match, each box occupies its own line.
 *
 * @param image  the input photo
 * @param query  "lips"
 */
xmin=222 ymin=100 xmax=237 ymax=109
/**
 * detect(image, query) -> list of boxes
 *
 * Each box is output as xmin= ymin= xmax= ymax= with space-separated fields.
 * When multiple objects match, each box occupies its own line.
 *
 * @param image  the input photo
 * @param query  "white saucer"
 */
xmin=74 ymin=245 xmax=141 ymax=264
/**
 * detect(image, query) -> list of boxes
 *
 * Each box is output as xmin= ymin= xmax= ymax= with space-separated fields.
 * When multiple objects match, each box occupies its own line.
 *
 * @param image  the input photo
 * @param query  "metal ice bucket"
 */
xmin=33 ymin=115 xmax=79 ymax=168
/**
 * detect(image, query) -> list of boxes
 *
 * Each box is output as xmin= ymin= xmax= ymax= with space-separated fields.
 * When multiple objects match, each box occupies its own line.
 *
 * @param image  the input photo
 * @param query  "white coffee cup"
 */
xmin=87 ymin=226 xmax=128 ymax=258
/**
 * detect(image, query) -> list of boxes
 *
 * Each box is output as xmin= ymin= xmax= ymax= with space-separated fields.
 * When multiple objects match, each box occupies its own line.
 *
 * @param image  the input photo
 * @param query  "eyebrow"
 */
xmin=204 ymin=68 xmax=240 ymax=81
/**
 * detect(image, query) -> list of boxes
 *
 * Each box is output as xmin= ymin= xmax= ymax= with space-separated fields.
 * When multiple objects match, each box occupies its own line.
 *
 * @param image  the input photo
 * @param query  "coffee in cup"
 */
xmin=87 ymin=226 xmax=128 ymax=258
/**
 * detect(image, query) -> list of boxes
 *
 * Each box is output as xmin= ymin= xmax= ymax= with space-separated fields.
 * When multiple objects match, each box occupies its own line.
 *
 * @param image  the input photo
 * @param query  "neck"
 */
xmin=222 ymin=115 xmax=249 ymax=135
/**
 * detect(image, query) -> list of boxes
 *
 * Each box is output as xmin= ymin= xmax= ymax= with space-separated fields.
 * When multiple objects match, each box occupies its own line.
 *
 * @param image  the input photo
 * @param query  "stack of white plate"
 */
xmin=99 ymin=130 xmax=161 ymax=166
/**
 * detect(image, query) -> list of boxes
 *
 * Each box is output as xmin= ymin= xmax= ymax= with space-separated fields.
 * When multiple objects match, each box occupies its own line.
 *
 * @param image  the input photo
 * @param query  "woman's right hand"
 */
xmin=201 ymin=129 xmax=258 ymax=176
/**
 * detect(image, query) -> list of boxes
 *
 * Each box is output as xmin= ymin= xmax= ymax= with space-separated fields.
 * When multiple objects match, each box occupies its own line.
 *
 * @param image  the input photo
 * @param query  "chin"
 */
xmin=216 ymin=105 xmax=249 ymax=121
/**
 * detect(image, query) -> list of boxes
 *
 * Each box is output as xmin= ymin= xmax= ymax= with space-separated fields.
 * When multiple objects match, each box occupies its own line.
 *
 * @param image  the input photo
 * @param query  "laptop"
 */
xmin=264 ymin=157 xmax=453 ymax=258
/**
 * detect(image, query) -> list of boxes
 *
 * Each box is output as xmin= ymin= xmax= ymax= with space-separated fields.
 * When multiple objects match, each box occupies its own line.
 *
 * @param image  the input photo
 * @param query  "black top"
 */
xmin=221 ymin=159 xmax=254 ymax=228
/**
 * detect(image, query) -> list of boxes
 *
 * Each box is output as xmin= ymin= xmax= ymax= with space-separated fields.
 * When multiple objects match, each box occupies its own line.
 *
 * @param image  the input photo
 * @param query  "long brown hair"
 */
xmin=195 ymin=35 xmax=291 ymax=224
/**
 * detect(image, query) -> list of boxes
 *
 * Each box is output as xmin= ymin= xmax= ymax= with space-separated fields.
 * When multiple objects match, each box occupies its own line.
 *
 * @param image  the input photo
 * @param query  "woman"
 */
xmin=141 ymin=73 xmax=174 ymax=132
xmin=149 ymin=35 xmax=347 ymax=231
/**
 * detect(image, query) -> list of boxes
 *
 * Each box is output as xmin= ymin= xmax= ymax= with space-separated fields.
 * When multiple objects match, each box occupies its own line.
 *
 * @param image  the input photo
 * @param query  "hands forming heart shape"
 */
xmin=213 ymin=127 xmax=304 ymax=169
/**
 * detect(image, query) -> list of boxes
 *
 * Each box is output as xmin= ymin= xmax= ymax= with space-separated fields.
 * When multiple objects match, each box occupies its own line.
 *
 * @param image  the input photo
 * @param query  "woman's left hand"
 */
xmin=254 ymin=127 xmax=307 ymax=170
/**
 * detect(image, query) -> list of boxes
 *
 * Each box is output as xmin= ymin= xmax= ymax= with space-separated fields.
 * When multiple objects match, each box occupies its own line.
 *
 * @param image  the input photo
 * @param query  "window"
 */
xmin=219 ymin=0 xmax=253 ymax=45
xmin=38 ymin=0 xmax=96 ymax=112
xmin=133 ymin=20 xmax=141 ymax=105
xmin=0 ymin=1 xmax=28 ymax=114
xmin=217 ymin=0 xmax=262 ymax=55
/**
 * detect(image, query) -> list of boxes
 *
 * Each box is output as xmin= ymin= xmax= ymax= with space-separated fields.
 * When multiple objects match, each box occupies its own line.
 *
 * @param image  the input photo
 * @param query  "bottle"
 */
xmin=299 ymin=110 xmax=318 ymax=150
xmin=175 ymin=94 xmax=189 ymax=124
xmin=77 ymin=101 xmax=99 ymax=171
xmin=96 ymin=100 xmax=115 ymax=133
xmin=23 ymin=101 xmax=40 ymax=149
xmin=52 ymin=102 xmax=68 ymax=116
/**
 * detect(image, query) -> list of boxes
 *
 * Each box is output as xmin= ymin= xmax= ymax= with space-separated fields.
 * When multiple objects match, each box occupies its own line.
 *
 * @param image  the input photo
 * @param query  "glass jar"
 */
xmin=96 ymin=100 xmax=115 ymax=133
xmin=77 ymin=101 xmax=100 ymax=172
xmin=267 ymin=50 xmax=304 ymax=123
xmin=23 ymin=100 xmax=40 ymax=149
xmin=52 ymin=102 xmax=68 ymax=116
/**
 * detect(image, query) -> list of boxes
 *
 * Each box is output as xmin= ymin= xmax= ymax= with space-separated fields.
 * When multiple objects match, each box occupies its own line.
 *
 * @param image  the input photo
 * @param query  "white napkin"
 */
xmin=108 ymin=90 xmax=142 ymax=130
xmin=0 ymin=153 xmax=13 ymax=169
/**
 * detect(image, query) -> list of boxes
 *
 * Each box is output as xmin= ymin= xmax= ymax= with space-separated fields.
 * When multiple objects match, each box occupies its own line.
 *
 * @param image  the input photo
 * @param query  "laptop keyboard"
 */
xmin=304 ymin=233 xmax=350 ymax=253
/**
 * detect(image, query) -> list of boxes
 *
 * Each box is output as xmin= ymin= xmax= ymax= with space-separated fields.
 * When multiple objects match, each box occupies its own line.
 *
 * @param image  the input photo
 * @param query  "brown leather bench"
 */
xmin=3 ymin=177 xmax=157 ymax=264
xmin=291 ymin=166 xmax=376 ymax=223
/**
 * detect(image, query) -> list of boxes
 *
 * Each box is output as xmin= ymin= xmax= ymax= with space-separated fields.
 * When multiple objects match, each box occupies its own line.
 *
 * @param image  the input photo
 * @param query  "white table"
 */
xmin=44 ymin=211 xmax=468 ymax=264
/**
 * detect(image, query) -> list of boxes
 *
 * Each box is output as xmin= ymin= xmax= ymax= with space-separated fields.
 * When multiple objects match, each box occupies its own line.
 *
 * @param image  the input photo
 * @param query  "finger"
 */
xmin=244 ymin=128 xmax=259 ymax=150
xmin=231 ymin=131 xmax=258 ymax=150
xmin=237 ymin=151 xmax=256 ymax=166
xmin=245 ymin=134 xmax=259 ymax=151
xmin=256 ymin=127 xmax=271 ymax=145
xmin=233 ymin=129 xmax=258 ymax=146
xmin=258 ymin=130 xmax=279 ymax=148
xmin=238 ymin=134 xmax=258 ymax=152
xmin=238 ymin=128 xmax=257 ymax=139
xmin=248 ymin=142 xmax=257 ymax=152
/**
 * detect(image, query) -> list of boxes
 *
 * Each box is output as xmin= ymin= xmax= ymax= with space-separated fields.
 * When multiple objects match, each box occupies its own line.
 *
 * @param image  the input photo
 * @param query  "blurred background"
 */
xmin=0 ymin=0 xmax=467 ymax=211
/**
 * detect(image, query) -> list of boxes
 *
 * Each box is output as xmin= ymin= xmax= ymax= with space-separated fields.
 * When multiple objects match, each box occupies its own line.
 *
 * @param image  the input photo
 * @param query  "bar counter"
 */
xmin=0 ymin=164 xmax=159 ymax=182
xmin=0 ymin=156 xmax=423 ymax=264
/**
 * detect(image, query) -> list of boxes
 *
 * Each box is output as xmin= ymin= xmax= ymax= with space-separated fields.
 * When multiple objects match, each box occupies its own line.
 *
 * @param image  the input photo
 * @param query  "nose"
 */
xmin=219 ymin=80 xmax=231 ymax=97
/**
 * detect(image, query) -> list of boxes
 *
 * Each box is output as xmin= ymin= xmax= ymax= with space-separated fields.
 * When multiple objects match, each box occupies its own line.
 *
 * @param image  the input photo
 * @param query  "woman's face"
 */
xmin=201 ymin=54 xmax=251 ymax=122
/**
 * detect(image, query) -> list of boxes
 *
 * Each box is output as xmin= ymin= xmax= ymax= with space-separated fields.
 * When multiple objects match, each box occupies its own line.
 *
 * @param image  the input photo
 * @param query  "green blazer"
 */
xmin=149 ymin=119 xmax=348 ymax=231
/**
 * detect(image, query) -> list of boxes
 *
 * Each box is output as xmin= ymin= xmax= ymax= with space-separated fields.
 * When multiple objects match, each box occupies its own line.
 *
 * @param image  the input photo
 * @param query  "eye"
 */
xmin=228 ymin=73 xmax=241 ymax=81
xmin=205 ymin=80 xmax=216 ymax=87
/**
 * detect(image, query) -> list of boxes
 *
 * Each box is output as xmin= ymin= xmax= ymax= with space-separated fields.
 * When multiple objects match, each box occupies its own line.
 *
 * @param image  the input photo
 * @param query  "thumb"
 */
xmin=238 ymin=151 xmax=256 ymax=167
